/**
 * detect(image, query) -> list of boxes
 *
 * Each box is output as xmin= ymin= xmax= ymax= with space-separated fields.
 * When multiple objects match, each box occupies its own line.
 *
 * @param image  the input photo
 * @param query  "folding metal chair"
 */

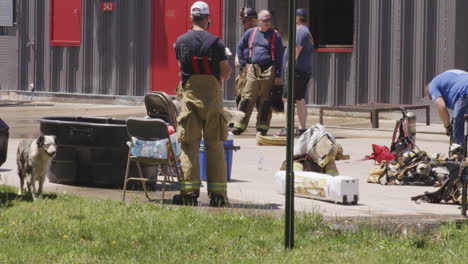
xmin=144 ymin=92 xmax=178 ymax=129
xmin=122 ymin=118 xmax=181 ymax=202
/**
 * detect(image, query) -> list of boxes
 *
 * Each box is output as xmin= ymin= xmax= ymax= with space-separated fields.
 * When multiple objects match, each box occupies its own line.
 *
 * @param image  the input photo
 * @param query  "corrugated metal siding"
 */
xmin=14 ymin=0 xmax=151 ymax=96
xmin=0 ymin=36 xmax=9 ymax=89
xmin=266 ymin=0 xmax=465 ymax=106
xmin=2 ymin=0 xmax=468 ymax=102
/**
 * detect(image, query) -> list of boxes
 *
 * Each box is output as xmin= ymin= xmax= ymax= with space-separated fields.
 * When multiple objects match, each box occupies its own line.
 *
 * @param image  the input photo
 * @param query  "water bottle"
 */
xmin=131 ymin=138 xmax=142 ymax=156
xmin=170 ymin=134 xmax=181 ymax=157
xmin=257 ymin=151 xmax=264 ymax=171
xmin=140 ymin=143 xmax=151 ymax=157
xmin=154 ymin=139 xmax=168 ymax=159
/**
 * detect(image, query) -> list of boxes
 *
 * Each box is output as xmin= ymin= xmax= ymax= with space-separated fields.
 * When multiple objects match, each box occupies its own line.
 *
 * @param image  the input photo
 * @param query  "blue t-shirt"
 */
xmin=236 ymin=27 xmax=284 ymax=78
xmin=283 ymin=25 xmax=313 ymax=74
xmin=429 ymin=69 xmax=468 ymax=110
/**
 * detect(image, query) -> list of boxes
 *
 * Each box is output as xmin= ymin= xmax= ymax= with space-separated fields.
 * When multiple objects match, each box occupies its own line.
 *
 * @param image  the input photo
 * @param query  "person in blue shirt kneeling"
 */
xmin=426 ymin=69 xmax=468 ymax=153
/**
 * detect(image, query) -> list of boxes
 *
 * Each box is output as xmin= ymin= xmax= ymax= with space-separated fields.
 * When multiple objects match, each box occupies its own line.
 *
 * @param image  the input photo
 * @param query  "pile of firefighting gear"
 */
xmin=280 ymin=124 xmax=349 ymax=176
xmin=366 ymin=108 xmax=445 ymax=185
xmin=365 ymin=108 xmax=465 ymax=205
xmin=367 ymin=149 xmax=446 ymax=186
xmin=368 ymin=150 xmax=465 ymax=204
xmin=411 ymin=160 xmax=466 ymax=204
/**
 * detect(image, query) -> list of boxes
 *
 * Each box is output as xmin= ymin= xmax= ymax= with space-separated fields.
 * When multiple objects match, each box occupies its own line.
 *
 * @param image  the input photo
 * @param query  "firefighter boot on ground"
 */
xmin=172 ymin=194 xmax=198 ymax=206
xmin=209 ymin=193 xmax=228 ymax=207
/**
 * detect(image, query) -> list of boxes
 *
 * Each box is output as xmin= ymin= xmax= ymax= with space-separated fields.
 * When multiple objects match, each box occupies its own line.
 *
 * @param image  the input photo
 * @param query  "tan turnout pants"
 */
xmin=235 ymin=70 xmax=247 ymax=97
xmin=177 ymin=75 xmax=228 ymax=199
xmin=235 ymin=65 xmax=275 ymax=132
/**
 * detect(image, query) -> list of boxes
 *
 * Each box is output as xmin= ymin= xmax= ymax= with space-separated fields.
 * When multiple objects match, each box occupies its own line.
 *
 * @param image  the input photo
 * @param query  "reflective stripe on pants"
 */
xmin=237 ymin=65 xmax=275 ymax=133
xmin=177 ymin=74 xmax=228 ymax=198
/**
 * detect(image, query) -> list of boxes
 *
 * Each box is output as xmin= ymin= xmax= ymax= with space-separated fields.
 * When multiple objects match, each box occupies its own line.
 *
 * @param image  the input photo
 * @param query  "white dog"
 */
xmin=17 ymin=135 xmax=56 ymax=199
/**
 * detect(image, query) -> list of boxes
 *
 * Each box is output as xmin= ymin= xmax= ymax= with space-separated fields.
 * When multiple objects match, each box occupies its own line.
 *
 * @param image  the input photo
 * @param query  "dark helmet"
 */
xmin=240 ymin=7 xmax=257 ymax=19
xmin=401 ymin=149 xmax=419 ymax=166
xmin=393 ymin=140 xmax=406 ymax=154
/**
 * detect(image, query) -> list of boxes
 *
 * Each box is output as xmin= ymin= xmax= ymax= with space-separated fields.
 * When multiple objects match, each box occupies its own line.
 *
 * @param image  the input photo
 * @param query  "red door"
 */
xmin=151 ymin=0 xmax=223 ymax=94
xmin=50 ymin=0 xmax=82 ymax=46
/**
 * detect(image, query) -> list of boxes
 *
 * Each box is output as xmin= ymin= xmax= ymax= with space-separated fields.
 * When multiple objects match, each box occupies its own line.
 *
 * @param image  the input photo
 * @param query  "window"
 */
xmin=0 ymin=27 xmax=7 ymax=35
xmin=50 ymin=0 xmax=82 ymax=46
xmin=310 ymin=0 xmax=354 ymax=52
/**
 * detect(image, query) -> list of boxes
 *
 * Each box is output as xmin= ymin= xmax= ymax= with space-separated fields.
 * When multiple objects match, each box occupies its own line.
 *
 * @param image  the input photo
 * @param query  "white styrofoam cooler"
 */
xmin=274 ymin=170 xmax=359 ymax=205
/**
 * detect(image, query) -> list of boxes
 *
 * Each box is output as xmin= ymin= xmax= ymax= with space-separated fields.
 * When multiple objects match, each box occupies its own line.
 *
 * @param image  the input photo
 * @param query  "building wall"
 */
xmin=265 ymin=0 xmax=466 ymax=106
xmin=1 ymin=0 xmax=468 ymax=106
xmin=13 ymin=0 xmax=151 ymax=96
xmin=0 ymin=31 xmax=14 ymax=90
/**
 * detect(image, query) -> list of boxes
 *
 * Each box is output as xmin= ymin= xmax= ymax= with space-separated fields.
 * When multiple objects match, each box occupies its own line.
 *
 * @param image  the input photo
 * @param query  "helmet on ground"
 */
xmin=401 ymin=149 xmax=419 ymax=166
xmin=393 ymin=140 xmax=406 ymax=155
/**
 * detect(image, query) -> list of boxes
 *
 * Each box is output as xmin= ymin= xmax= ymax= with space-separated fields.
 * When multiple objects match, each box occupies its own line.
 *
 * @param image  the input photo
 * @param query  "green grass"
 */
xmin=0 ymin=185 xmax=467 ymax=264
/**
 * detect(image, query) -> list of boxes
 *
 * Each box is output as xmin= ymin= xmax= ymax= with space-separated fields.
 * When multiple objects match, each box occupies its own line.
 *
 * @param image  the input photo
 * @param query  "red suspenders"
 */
xmin=248 ymin=27 xmax=258 ymax=58
xmin=191 ymin=56 xmax=212 ymax=74
xmin=271 ymin=30 xmax=277 ymax=60
xmin=248 ymin=27 xmax=278 ymax=61
xmin=201 ymin=57 xmax=212 ymax=74
xmin=191 ymin=57 xmax=201 ymax=74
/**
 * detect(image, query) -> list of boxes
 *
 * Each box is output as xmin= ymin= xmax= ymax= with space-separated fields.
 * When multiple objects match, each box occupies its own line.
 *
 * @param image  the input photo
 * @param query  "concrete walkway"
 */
xmin=0 ymin=102 xmax=466 ymax=220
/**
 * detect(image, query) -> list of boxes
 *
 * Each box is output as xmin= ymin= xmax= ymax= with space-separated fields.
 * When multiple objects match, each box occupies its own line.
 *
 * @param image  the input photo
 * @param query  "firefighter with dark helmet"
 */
xmin=234 ymin=7 xmax=258 ymax=108
xmin=173 ymin=1 xmax=232 ymax=207
xmin=240 ymin=7 xmax=258 ymax=21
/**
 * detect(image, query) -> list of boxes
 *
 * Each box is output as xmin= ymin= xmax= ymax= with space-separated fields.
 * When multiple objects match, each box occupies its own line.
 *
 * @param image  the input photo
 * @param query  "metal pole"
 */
xmin=462 ymin=115 xmax=468 ymax=216
xmin=285 ymin=0 xmax=296 ymax=249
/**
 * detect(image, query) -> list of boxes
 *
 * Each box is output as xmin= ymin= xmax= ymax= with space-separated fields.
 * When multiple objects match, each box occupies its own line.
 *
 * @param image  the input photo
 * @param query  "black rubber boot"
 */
xmin=231 ymin=127 xmax=243 ymax=135
xmin=257 ymin=128 xmax=267 ymax=136
xmin=209 ymin=193 xmax=228 ymax=207
xmin=172 ymin=194 xmax=198 ymax=206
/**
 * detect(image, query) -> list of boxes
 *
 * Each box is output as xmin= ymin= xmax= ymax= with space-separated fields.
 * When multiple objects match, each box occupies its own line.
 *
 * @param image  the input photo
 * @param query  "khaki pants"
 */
xmin=177 ymin=75 xmax=228 ymax=199
xmin=235 ymin=70 xmax=247 ymax=97
xmin=235 ymin=65 xmax=275 ymax=132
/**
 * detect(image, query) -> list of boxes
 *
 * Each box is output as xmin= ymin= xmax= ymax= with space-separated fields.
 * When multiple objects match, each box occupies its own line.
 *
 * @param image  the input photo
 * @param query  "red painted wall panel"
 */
xmin=151 ymin=0 xmax=223 ymax=94
xmin=50 ymin=0 xmax=82 ymax=46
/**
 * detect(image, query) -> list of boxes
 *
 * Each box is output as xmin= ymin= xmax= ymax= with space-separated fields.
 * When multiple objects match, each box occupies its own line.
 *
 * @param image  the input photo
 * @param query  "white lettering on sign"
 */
xmin=101 ymin=2 xmax=115 ymax=12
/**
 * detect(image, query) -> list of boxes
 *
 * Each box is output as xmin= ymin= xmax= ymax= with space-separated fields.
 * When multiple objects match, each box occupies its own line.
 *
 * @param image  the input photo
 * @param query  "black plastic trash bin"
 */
xmin=39 ymin=117 xmax=129 ymax=187
xmin=0 ymin=118 xmax=8 ymax=167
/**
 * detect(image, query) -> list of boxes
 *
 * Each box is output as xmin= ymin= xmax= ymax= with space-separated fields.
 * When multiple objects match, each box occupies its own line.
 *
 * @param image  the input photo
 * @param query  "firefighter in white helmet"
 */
xmin=173 ymin=1 xmax=232 ymax=207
